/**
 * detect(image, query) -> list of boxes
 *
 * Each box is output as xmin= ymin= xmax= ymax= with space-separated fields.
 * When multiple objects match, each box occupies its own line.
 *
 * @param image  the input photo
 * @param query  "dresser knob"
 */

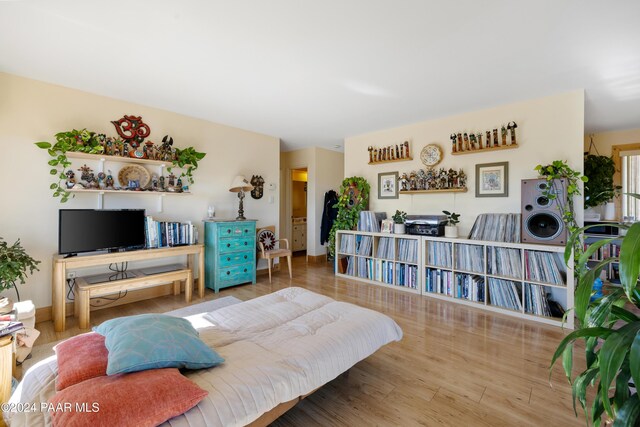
xmin=227 ymin=243 xmax=231 ymax=248
xmin=244 ymin=229 xmax=248 ymax=233
xmin=244 ymin=242 xmax=247 ymax=245
xmin=244 ymin=255 xmax=247 ymax=259
xmin=227 ymin=229 xmax=231 ymax=234
xmin=244 ymin=268 xmax=247 ymax=273
xmin=226 ymin=271 xmax=230 ymax=275
xmin=227 ymin=257 xmax=230 ymax=261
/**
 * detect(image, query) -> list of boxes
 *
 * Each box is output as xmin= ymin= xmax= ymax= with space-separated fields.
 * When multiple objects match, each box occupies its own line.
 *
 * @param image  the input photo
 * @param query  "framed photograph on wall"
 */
xmin=475 ymin=162 xmax=509 ymax=197
xmin=378 ymin=171 xmax=399 ymax=199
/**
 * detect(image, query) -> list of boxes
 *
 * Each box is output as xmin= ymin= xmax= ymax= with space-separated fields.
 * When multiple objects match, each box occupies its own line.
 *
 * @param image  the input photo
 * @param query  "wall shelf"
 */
xmin=368 ymin=156 xmax=413 ymax=165
xmin=66 ymin=151 xmax=173 ymax=167
xmin=399 ymin=188 xmax=467 ymax=194
xmin=67 ymin=189 xmax=191 ymax=196
xmin=451 ymin=144 xmax=518 ymax=155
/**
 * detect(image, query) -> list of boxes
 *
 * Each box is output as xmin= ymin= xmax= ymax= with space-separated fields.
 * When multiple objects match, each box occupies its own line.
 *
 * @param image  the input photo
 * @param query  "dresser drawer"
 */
xmin=219 ymin=224 xmax=256 ymax=237
xmin=218 ymin=263 xmax=253 ymax=283
xmin=218 ymin=251 xmax=253 ymax=267
xmin=219 ymin=237 xmax=255 ymax=253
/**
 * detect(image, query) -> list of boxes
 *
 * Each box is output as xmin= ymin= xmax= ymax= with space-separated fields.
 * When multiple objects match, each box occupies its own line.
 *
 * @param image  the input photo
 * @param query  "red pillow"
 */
xmin=49 ymin=368 xmax=208 ymax=427
xmin=54 ymin=332 xmax=108 ymax=391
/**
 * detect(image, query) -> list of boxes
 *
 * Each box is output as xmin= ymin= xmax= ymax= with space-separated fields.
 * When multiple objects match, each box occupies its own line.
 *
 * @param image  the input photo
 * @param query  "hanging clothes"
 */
xmin=320 ymin=190 xmax=339 ymax=245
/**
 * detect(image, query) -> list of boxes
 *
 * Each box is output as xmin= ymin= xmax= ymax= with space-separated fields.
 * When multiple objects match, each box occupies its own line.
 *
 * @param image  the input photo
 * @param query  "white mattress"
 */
xmin=6 ymin=287 xmax=403 ymax=427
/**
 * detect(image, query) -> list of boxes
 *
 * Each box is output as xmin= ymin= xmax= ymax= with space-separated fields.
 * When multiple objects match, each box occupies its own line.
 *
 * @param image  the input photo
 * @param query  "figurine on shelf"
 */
xmin=77 ymin=164 xmax=93 ymax=187
xmin=417 ymin=169 xmax=427 ymax=190
xmin=501 ymin=125 xmax=508 ymax=145
xmin=123 ymin=141 xmax=130 ymax=157
xmin=447 ymin=169 xmax=456 ymax=188
xmin=398 ymin=173 xmax=409 ymax=191
xmin=458 ymin=169 xmax=467 ymax=188
xmin=450 ymin=134 xmax=457 ymax=153
xmin=508 ymin=121 xmax=518 ymax=145
xmin=175 ymin=177 xmax=183 ymax=193
xmin=130 ymin=144 xmax=146 ymax=159
xmin=65 ymin=170 xmax=76 ymax=189
xmin=409 ymin=171 xmax=417 ymax=190
xmin=492 ymin=129 xmax=499 ymax=147
xmin=404 ymin=141 xmax=409 ymax=158
xmin=456 ymin=133 xmax=463 ymax=152
xmin=167 ymin=173 xmax=176 ymax=192
xmin=158 ymin=175 xmax=166 ymax=191
xmin=145 ymin=141 xmax=156 ymax=160
xmin=97 ymin=172 xmax=106 ymax=189
xmin=105 ymin=170 xmax=115 ymax=189
xmin=426 ymin=168 xmax=436 ymax=190
xmin=469 ymin=134 xmax=477 ymax=150
xmin=396 ymin=144 xmax=400 ymax=159
xmin=368 ymin=146 xmax=373 ymax=163
xmin=477 ymin=133 xmax=483 ymax=149
xmin=96 ymin=134 xmax=107 ymax=153
xmin=486 ymin=131 xmax=492 ymax=149
xmin=438 ymin=168 xmax=447 ymax=189
xmin=150 ymin=174 xmax=159 ymax=191
xmin=463 ymin=133 xmax=470 ymax=151
xmin=160 ymin=135 xmax=174 ymax=161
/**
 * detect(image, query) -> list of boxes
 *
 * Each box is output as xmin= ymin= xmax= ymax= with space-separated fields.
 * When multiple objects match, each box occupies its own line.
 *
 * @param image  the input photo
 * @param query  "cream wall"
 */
xmin=0 ymin=73 xmax=280 ymax=309
xmin=344 ymin=91 xmax=585 ymax=235
xmin=585 ymin=128 xmax=640 ymax=155
xmin=280 ymin=147 xmax=344 ymax=257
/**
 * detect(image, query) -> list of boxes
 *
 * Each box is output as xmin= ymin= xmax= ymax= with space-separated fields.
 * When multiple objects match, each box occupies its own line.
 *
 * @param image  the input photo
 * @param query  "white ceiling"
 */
xmin=1 ymin=0 xmax=639 ymax=151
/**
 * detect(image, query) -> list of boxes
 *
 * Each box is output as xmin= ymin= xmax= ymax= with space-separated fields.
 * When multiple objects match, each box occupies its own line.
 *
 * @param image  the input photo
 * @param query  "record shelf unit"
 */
xmin=335 ymin=231 xmax=574 ymax=329
xmin=335 ymin=231 xmax=422 ymax=294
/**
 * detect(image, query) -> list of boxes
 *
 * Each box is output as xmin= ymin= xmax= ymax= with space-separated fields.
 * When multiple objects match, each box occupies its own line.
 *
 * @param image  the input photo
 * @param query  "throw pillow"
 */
xmin=53 ymin=332 xmax=108 ymax=391
xmin=49 ymin=368 xmax=207 ymax=427
xmin=94 ymin=313 xmax=224 ymax=375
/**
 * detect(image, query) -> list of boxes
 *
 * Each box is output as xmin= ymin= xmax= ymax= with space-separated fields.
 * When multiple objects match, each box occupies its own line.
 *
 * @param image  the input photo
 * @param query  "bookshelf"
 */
xmin=336 ymin=231 xmax=574 ymax=328
xmin=335 ymin=231 xmax=421 ymax=294
xmin=584 ymin=234 xmax=622 ymax=285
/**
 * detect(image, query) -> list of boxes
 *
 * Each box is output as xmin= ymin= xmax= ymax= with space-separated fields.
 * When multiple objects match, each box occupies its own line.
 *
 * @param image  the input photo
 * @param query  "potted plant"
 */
xmin=328 ymin=177 xmax=370 ymax=258
xmin=392 ymin=210 xmax=407 ymax=234
xmin=442 ymin=210 xmax=460 ymax=238
xmin=551 ymin=194 xmax=640 ymax=425
xmin=0 ymin=238 xmax=40 ymax=301
xmin=584 ymin=154 xmax=620 ymax=220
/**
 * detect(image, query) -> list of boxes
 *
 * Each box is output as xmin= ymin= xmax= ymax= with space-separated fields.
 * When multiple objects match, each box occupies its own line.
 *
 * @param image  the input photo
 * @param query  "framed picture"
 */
xmin=378 ymin=171 xmax=399 ymax=199
xmin=475 ymin=162 xmax=509 ymax=197
xmin=381 ymin=219 xmax=394 ymax=233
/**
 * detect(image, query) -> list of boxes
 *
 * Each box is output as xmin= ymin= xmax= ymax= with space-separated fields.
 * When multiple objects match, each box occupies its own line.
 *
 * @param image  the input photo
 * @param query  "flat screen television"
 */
xmin=59 ymin=209 xmax=146 ymax=256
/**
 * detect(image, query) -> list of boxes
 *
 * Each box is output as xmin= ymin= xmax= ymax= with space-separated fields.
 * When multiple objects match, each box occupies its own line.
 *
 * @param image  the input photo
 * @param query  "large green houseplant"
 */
xmin=551 ymin=194 xmax=640 ymax=426
xmin=0 ymin=238 xmax=40 ymax=301
xmin=328 ymin=176 xmax=370 ymax=257
xmin=584 ymin=154 xmax=620 ymax=208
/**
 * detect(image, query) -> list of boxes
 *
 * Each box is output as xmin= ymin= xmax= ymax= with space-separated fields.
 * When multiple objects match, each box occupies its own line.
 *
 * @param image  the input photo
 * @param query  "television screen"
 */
xmin=59 ymin=209 xmax=146 ymax=255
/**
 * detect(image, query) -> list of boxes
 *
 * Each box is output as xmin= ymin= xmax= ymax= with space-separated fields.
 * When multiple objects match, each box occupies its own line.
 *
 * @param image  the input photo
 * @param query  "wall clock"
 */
xmin=420 ymin=144 xmax=442 ymax=167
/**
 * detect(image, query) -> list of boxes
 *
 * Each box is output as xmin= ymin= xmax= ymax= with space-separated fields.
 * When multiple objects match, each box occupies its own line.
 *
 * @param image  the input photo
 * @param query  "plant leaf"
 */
xmin=620 ymin=222 xmax=640 ymax=300
xmin=613 ymin=393 xmax=640 ymax=427
xmin=563 ymin=344 xmax=574 ymax=384
xmin=629 ymin=331 xmax=640 ymax=396
xmin=35 ymin=141 xmax=51 ymax=149
xmin=599 ymin=321 xmax=640 ymax=418
xmin=551 ymin=327 xmax=613 ymax=377
xmin=572 ymin=367 xmax=600 ymax=417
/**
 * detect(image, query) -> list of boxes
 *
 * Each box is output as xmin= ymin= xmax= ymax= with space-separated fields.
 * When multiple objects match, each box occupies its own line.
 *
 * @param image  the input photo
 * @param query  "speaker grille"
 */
xmin=525 ymin=212 xmax=562 ymax=240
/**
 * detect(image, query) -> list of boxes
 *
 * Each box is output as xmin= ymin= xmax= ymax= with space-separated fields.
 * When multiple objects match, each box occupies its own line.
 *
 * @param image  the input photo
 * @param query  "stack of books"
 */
xmin=145 ymin=216 xmax=197 ymax=248
xmin=0 ymin=321 xmax=23 ymax=338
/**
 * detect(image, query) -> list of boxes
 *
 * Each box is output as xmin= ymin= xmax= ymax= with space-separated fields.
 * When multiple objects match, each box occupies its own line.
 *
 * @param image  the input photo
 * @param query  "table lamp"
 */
xmin=229 ymin=175 xmax=254 ymax=220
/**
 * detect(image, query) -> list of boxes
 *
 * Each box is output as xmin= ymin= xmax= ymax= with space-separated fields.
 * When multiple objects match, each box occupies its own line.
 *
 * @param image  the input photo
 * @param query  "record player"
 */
xmin=405 ymin=215 xmax=448 ymax=236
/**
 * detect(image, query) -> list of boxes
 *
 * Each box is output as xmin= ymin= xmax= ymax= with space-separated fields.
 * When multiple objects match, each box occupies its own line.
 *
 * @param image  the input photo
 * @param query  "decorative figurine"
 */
xmin=457 ymin=133 xmax=463 ymax=152
xmin=492 ymin=129 xmax=499 ymax=147
xmin=167 ymin=173 xmax=176 ymax=191
xmin=398 ymin=173 xmax=409 ymax=191
xmin=368 ymin=146 xmax=373 ymax=163
xmin=463 ymin=133 xmax=470 ymax=151
xmin=404 ymin=141 xmax=409 ymax=158
xmin=123 ymin=141 xmax=130 ymax=157
xmin=450 ymin=134 xmax=457 ymax=153
xmin=111 ymin=115 xmax=151 ymax=148
xmin=150 ymin=174 xmax=159 ymax=191
xmin=159 ymin=175 xmax=165 ymax=191
xmin=65 ymin=170 xmax=76 ymax=189
xmin=97 ymin=172 xmax=106 ymax=189
xmin=105 ymin=170 xmax=115 ymax=189
xmin=508 ymin=121 xmax=518 ymax=145
xmin=175 ymin=177 xmax=183 ymax=193
xmin=409 ymin=171 xmax=417 ymax=190
xmin=396 ymin=144 xmax=400 ymax=159
xmin=130 ymin=144 xmax=146 ymax=159
xmin=145 ymin=141 xmax=156 ymax=159
xmin=501 ymin=125 xmax=507 ymax=145
xmin=95 ymin=134 xmax=107 ymax=153
xmin=469 ymin=134 xmax=477 ymax=150
xmin=417 ymin=169 xmax=427 ymax=190
xmin=477 ymin=133 xmax=483 ymax=149
xmin=160 ymin=135 xmax=174 ymax=161
xmin=77 ymin=164 xmax=93 ymax=185
xmin=486 ymin=131 xmax=492 ymax=149
xmin=458 ymin=169 xmax=467 ymax=188
xmin=250 ymin=175 xmax=265 ymax=199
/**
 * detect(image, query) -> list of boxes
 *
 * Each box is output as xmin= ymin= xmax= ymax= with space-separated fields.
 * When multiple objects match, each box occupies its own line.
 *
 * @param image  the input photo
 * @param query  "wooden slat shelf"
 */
xmin=399 ymin=188 xmax=467 ymax=194
xmin=368 ymin=156 xmax=413 ymax=165
xmin=451 ymin=144 xmax=518 ymax=155
xmin=66 ymin=151 xmax=174 ymax=167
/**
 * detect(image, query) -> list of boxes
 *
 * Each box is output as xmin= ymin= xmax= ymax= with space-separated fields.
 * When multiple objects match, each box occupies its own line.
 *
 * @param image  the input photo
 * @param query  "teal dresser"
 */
xmin=204 ymin=219 xmax=257 ymax=293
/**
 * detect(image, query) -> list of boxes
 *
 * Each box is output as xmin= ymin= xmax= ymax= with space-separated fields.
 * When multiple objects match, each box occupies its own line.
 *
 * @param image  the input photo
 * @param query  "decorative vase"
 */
xmin=445 ymin=225 xmax=458 ymax=238
xmin=393 ymin=223 xmax=405 ymax=234
xmin=603 ymin=202 xmax=616 ymax=221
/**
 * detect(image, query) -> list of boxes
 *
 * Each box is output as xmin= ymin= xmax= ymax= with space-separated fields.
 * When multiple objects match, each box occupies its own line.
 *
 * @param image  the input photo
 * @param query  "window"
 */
xmin=613 ymin=143 xmax=640 ymax=220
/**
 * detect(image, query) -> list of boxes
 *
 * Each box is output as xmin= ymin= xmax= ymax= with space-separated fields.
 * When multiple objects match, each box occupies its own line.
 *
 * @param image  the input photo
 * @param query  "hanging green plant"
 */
xmin=584 ymin=154 xmax=620 ymax=208
xmin=167 ymin=146 xmax=207 ymax=185
xmin=328 ymin=176 xmax=370 ymax=257
xmin=35 ymin=129 xmax=104 ymax=202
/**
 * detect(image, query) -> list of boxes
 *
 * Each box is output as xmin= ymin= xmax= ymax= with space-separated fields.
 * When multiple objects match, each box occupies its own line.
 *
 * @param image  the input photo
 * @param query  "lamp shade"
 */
xmin=229 ymin=175 xmax=254 ymax=193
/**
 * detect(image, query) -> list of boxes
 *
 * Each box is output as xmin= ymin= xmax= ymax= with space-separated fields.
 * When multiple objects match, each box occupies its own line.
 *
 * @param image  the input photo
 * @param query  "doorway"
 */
xmin=291 ymin=168 xmax=308 ymax=257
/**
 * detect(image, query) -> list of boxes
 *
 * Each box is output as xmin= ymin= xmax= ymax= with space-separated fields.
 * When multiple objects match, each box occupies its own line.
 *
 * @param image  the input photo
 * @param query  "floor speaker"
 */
xmin=521 ymin=178 xmax=567 ymax=245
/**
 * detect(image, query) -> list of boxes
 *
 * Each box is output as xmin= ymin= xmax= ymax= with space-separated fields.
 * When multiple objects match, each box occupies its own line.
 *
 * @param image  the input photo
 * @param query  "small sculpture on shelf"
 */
xmin=507 ymin=121 xmax=518 ymax=145
xmin=175 ymin=177 xmax=183 ymax=193
xmin=111 ymin=115 xmax=151 ymax=148
xmin=150 ymin=174 xmax=159 ymax=191
xmin=398 ymin=167 xmax=467 ymax=192
xmin=469 ymin=133 xmax=477 ymax=150
xmin=458 ymin=169 xmax=467 ymax=188
xmin=65 ymin=170 xmax=76 ymax=189
xmin=501 ymin=125 xmax=508 ymax=146
xmin=368 ymin=141 xmax=412 ymax=163
xmin=416 ymin=169 xmax=427 ymax=190
xmin=492 ymin=129 xmax=499 ymax=147
xmin=250 ymin=175 xmax=264 ymax=199
xmin=409 ymin=171 xmax=417 ymax=190
xmin=159 ymin=175 xmax=166 ymax=191
xmin=97 ymin=172 xmax=106 ymax=189
xmin=105 ymin=170 xmax=115 ymax=189
xmin=450 ymin=134 xmax=457 ymax=153
xmin=159 ymin=135 xmax=174 ymax=161
xmin=398 ymin=173 xmax=409 ymax=191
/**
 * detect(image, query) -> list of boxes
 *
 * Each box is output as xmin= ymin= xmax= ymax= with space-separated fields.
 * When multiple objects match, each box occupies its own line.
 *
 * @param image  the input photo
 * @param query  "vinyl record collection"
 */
xmin=488 ymin=278 xmax=523 ymax=311
xmin=524 ymin=251 xmax=566 ymax=285
xmin=455 ymin=244 xmax=484 ymax=273
xmin=426 ymin=241 xmax=452 ymax=268
xmin=376 ymin=237 xmax=394 ymax=259
xmin=524 ymin=283 xmax=552 ymax=317
xmin=456 ymin=274 xmax=485 ymax=302
xmin=397 ymin=239 xmax=418 ymax=263
xmin=487 ymin=247 xmax=523 ymax=278
xmin=468 ymin=213 xmax=521 ymax=243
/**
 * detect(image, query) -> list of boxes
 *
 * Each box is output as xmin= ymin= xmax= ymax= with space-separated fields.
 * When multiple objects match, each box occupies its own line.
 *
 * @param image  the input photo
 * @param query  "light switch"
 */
xmin=268 ymin=196 xmax=274 ymax=204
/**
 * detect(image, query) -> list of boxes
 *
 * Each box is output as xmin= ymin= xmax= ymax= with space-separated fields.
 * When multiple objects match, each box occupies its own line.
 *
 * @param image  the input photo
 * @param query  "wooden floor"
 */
xmin=35 ymin=257 xmax=585 ymax=426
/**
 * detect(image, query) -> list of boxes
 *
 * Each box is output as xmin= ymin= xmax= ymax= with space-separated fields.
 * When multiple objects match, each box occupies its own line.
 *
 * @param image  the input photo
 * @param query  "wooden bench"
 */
xmin=74 ymin=268 xmax=193 ymax=329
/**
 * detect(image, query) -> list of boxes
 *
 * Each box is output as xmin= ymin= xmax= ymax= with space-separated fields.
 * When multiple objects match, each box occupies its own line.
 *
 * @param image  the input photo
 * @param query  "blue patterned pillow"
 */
xmin=94 ymin=314 xmax=224 ymax=375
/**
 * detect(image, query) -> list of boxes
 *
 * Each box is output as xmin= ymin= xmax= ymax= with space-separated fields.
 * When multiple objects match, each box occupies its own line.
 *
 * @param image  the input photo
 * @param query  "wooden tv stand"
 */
xmin=52 ymin=244 xmax=204 ymax=332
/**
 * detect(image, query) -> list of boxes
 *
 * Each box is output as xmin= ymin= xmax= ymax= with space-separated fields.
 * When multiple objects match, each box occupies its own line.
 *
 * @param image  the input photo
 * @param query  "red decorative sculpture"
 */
xmin=111 ymin=115 xmax=151 ymax=148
